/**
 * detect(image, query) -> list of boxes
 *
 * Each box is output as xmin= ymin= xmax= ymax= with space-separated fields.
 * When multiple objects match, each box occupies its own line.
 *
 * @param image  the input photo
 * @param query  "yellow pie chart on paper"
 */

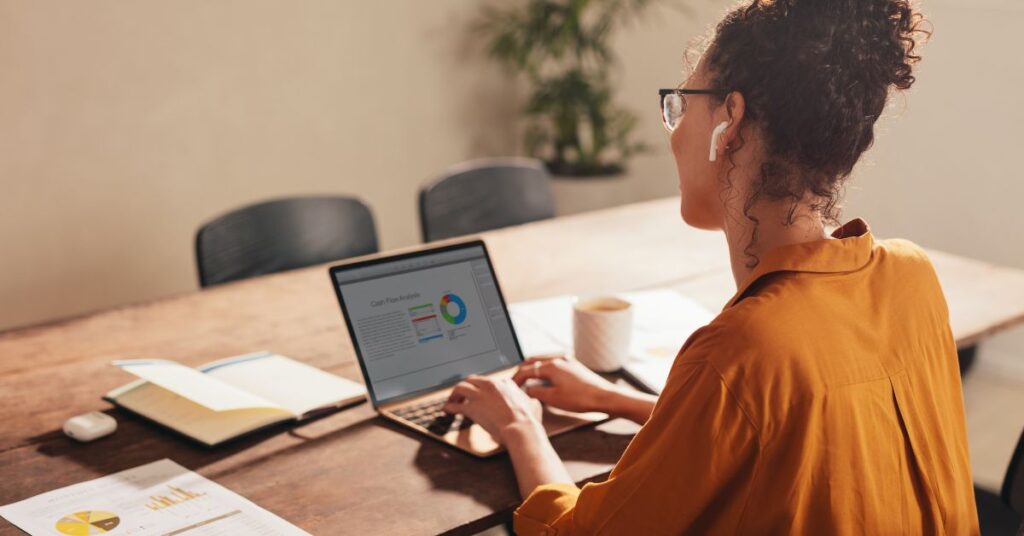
xmin=55 ymin=511 xmax=120 ymax=535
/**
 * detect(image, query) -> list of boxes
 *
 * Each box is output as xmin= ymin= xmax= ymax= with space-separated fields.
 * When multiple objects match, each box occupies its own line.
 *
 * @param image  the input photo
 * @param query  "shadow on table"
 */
xmin=29 ymin=403 xmax=378 ymax=478
xmin=405 ymin=415 xmax=636 ymax=533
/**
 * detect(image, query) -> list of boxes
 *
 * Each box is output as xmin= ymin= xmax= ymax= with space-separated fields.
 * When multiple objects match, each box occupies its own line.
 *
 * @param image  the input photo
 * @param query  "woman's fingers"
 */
xmin=523 ymin=384 xmax=555 ymax=405
xmin=512 ymin=356 xmax=563 ymax=385
xmin=443 ymin=382 xmax=481 ymax=414
xmin=511 ymin=363 xmax=540 ymax=385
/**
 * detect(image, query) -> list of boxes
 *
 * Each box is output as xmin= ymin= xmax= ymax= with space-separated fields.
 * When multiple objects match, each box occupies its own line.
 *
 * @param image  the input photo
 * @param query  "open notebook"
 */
xmin=104 ymin=352 xmax=366 ymax=447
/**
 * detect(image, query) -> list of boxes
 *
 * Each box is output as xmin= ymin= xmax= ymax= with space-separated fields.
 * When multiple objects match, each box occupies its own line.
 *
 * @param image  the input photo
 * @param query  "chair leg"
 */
xmin=958 ymin=345 xmax=978 ymax=376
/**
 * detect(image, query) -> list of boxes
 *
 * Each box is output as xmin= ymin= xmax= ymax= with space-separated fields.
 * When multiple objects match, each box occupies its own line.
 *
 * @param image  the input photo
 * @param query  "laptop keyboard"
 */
xmin=392 ymin=397 xmax=474 ymax=435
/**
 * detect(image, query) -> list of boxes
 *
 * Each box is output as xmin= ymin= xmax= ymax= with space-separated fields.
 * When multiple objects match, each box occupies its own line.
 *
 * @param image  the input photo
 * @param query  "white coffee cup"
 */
xmin=572 ymin=296 xmax=633 ymax=372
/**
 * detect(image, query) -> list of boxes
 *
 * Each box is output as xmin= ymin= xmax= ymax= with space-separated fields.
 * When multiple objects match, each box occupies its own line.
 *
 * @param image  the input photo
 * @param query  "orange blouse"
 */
xmin=514 ymin=219 xmax=978 ymax=535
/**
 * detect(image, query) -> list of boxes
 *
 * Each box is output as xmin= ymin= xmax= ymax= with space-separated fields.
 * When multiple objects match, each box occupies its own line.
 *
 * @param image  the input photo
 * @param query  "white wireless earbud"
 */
xmin=709 ymin=121 xmax=730 ymax=162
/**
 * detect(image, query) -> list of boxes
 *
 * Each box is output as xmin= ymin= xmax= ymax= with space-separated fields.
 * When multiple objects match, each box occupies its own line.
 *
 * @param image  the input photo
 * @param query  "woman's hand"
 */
xmin=442 ymin=375 xmax=543 ymax=445
xmin=443 ymin=375 xmax=575 ymax=498
xmin=511 ymin=354 xmax=618 ymax=414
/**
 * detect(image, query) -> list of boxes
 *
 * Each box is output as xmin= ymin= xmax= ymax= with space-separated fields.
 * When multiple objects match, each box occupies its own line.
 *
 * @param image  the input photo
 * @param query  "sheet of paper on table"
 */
xmin=508 ymin=288 xmax=715 ymax=394
xmin=0 ymin=459 xmax=309 ymax=536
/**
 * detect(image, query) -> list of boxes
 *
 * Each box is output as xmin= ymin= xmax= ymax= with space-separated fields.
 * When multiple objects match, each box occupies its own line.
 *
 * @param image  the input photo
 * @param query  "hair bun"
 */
xmin=700 ymin=0 xmax=931 ymax=234
xmin=763 ymin=0 xmax=929 ymax=91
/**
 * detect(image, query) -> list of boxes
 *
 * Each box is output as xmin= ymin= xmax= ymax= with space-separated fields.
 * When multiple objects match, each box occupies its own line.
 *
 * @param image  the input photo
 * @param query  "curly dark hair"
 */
xmin=702 ymin=0 xmax=930 ymax=266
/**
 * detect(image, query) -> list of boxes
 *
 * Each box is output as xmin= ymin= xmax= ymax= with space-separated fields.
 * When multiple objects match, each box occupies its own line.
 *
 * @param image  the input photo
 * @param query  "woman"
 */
xmin=443 ymin=0 xmax=978 ymax=533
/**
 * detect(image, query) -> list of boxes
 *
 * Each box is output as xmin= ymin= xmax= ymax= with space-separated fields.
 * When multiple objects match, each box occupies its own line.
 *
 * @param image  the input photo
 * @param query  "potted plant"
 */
xmin=479 ymin=0 xmax=658 ymax=178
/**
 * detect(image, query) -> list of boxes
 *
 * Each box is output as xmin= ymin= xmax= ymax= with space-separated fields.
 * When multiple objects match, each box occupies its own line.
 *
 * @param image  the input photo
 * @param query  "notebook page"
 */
xmin=114 ymin=359 xmax=282 ymax=411
xmin=199 ymin=352 xmax=366 ymax=416
xmin=109 ymin=382 xmax=290 ymax=445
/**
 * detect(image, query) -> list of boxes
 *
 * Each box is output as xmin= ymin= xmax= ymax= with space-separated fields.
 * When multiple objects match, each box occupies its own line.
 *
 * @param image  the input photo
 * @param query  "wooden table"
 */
xmin=2 ymin=197 xmax=1023 ymax=535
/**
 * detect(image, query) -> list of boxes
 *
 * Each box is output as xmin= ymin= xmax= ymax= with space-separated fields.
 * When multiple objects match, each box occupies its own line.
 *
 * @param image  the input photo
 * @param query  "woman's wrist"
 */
xmin=500 ymin=416 xmax=547 ymax=449
xmin=595 ymin=383 xmax=632 ymax=414
xmin=501 ymin=415 xmax=573 ymax=498
xmin=600 ymin=384 xmax=657 ymax=425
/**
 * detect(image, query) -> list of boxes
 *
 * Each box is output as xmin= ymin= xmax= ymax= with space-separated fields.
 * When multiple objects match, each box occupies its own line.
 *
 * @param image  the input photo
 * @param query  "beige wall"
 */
xmin=1 ymin=0 xmax=1022 ymax=346
xmin=0 ymin=0 xmax=526 ymax=329
xmin=845 ymin=1 xmax=1024 ymax=269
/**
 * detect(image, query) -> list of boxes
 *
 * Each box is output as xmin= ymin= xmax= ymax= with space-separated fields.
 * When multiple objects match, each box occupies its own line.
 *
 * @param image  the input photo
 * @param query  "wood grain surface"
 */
xmin=1 ymin=197 xmax=1021 ymax=535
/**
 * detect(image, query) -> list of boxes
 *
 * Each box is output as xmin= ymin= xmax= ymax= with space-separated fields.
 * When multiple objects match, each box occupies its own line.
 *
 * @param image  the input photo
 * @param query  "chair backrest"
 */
xmin=419 ymin=158 xmax=555 ymax=243
xmin=1003 ymin=425 xmax=1024 ymax=517
xmin=195 ymin=195 xmax=378 ymax=287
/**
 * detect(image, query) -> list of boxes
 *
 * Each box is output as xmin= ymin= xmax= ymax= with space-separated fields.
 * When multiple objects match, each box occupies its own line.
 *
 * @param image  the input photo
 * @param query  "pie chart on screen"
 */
xmin=440 ymin=293 xmax=467 ymax=325
xmin=55 ymin=511 xmax=120 ymax=535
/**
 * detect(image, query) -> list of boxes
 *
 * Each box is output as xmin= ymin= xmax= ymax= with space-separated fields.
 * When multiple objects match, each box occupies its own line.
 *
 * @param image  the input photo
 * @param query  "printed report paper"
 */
xmin=509 ymin=288 xmax=715 ymax=393
xmin=0 ymin=459 xmax=309 ymax=535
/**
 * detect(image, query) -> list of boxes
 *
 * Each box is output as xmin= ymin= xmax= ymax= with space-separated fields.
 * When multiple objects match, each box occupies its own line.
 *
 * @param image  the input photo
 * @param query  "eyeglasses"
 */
xmin=659 ymin=88 xmax=727 ymax=131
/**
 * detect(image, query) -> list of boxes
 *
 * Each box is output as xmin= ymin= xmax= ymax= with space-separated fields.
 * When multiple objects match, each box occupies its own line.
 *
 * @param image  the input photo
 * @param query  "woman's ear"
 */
xmin=719 ymin=91 xmax=746 ymax=150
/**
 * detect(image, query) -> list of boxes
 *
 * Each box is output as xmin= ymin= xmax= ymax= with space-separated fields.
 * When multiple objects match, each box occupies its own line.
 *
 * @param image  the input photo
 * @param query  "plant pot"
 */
xmin=544 ymin=160 xmax=625 ymax=179
xmin=548 ymin=168 xmax=638 ymax=216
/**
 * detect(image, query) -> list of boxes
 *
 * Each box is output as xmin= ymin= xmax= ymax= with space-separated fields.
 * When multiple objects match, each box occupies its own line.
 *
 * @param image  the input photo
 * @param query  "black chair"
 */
xmin=419 ymin=158 xmax=556 ymax=243
xmin=1000 ymin=426 xmax=1024 ymax=533
xmin=974 ymin=425 xmax=1024 ymax=535
xmin=195 ymin=196 xmax=378 ymax=287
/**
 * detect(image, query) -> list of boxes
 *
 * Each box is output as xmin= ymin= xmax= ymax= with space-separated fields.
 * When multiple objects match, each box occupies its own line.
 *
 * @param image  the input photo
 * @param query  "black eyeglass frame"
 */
xmin=659 ymin=88 xmax=728 ymax=131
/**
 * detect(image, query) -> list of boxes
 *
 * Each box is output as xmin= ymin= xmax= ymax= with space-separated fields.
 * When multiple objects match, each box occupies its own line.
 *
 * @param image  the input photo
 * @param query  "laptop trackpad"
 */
xmin=443 ymin=406 xmax=608 ymax=457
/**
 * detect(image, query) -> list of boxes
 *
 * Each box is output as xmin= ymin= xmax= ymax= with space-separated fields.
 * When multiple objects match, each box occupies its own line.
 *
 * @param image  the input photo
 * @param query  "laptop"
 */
xmin=328 ymin=239 xmax=606 ymax=457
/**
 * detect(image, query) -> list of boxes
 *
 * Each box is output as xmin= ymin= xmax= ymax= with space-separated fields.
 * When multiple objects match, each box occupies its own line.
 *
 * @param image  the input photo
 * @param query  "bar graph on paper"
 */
xmin=0 ymin=459 xmax=309 ymax=535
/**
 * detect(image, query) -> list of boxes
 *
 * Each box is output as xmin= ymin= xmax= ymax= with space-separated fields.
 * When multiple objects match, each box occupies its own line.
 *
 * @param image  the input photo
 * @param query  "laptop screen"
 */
xmin=330 ymin=242 xmax=524 ymax=405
